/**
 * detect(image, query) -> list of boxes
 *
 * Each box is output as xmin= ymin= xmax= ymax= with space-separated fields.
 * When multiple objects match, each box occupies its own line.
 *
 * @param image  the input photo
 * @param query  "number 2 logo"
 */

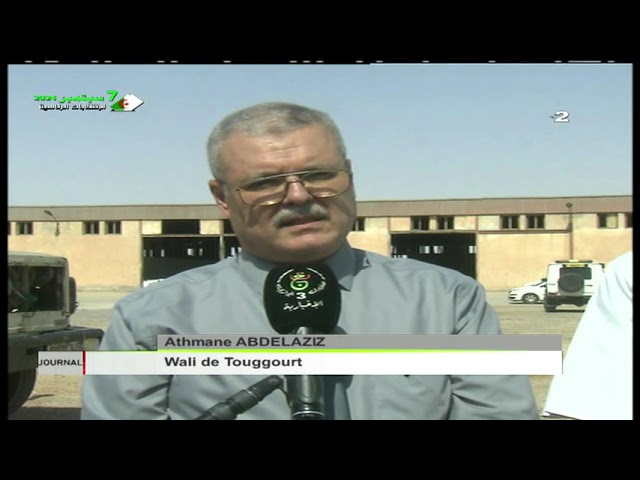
xmin=552 ymin=111 xmax=570 ymax=123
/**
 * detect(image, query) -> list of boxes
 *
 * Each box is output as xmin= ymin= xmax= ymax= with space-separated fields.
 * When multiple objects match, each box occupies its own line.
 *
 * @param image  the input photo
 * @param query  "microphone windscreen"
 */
xmin=264 ymin=264 xmax=341 ymax=334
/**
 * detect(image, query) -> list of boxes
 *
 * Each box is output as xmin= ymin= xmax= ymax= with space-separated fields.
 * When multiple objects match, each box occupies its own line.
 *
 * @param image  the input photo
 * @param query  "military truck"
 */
xmin=8 ymin=251 xmax=104 ymax=416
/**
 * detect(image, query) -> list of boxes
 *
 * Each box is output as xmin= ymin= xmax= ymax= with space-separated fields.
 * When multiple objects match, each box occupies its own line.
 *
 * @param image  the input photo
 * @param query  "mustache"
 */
xmin=273 ymin=204 xmax=330 ymax=228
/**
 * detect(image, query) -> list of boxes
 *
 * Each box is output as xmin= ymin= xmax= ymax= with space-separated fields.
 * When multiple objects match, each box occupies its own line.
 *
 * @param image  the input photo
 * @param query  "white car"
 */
xmin=508 ymin=279 xmax=547 ymax=304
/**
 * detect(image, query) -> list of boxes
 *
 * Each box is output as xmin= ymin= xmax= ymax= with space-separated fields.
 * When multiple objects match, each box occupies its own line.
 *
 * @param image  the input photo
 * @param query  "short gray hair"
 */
xmin=206 ymin=102 xmax=348 ymax=180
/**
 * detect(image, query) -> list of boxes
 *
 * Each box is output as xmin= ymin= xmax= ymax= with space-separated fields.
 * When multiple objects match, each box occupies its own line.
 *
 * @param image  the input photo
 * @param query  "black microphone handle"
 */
xmin=286 ymin=375 xmax=325 ymax=420
xmin=195 ymin=375 xmax=283 ymax=420
xmin=287 ymin=326 xmax=325 ymax=420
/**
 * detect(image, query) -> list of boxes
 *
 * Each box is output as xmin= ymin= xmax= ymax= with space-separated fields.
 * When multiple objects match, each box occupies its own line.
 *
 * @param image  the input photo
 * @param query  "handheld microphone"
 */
xmin=264 ymin=264 xmax=341 ymax=420
xmin=195 ymin=375 xmax=283 ymax=420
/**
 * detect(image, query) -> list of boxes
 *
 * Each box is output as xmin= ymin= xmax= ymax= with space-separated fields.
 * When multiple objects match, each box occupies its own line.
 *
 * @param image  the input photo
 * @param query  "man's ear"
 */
xmin=209 ymin=180 xmax=230 ymax=215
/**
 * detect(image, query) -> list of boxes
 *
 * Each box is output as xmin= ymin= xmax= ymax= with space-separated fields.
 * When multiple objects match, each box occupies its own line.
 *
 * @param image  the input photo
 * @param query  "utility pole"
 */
xmin=566 ymin=202 xmax=574 ymax=259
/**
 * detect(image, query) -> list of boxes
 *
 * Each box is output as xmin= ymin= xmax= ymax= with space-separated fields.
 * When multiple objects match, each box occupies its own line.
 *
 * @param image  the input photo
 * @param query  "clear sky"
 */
xmin=8 ymin=63 xmax=632 ymax=207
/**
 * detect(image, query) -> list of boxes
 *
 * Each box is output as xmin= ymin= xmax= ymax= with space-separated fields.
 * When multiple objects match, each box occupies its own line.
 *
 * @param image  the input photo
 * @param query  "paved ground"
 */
xmin=10 ymin=290 xmax=583 ymax=420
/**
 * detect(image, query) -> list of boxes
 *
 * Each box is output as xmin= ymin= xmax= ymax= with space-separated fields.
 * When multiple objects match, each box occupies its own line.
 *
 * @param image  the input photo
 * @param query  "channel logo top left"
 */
xmin=34 ymin=89 xmax=145 ymax=113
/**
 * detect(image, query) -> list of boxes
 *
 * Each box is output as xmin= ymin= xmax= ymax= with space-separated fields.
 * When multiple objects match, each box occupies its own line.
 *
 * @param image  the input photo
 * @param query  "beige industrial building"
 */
xmin=8 ymin=195 xmax=632 ymax=291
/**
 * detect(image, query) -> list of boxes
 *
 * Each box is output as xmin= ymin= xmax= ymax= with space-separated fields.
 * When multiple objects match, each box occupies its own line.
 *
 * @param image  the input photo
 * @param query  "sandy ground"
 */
xmin=9 ymin=290 xmax=582 ymax=420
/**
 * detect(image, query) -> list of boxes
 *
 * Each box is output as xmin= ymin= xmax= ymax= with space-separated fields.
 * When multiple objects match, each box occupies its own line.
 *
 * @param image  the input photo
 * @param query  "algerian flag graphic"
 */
xmin=111 ymin=94 xmax=144 ymax=112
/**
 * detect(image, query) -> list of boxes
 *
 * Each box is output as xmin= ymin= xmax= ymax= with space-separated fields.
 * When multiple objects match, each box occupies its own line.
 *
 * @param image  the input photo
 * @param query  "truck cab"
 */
xmin=8 ymin=252 xmax=104 ymax=416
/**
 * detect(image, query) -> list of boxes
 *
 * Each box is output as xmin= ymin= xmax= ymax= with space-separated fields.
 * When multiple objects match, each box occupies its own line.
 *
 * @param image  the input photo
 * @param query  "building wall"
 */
xmin=141 ymin=221 xmax=162 ymax=235
xmin=200 ymin=220 xmax=223 ymax=235
xmin=574 ymin=226 xmax=632 ymax=264
xmin=9 ymin=221 xmax=142 ymax=290
xmin=478 ymin=216 xmax=500 ymax=230
xmin=9 ymin=197 xmax=632 ymax=291
xmin=476 ymin=213 xmax=632 ymax=290
xmin=347 ymin=232 xmax=390 ymax=255
xmin=476 ymin=233 xmax=568 ymax=290
xmin=389 ymin=217 xmax=411 ymax=232
xmin=545 ymin=214 xmax=568 ymax=230
xmin=455 ymin=216 xmax=476 ymax=231
xmin=388 ymin=216 xmax=477 ymax=232
xmin=347 ymin=217 xmax=390 ymax=255
xmin=9 ymin=217 xmax=631 ymax=291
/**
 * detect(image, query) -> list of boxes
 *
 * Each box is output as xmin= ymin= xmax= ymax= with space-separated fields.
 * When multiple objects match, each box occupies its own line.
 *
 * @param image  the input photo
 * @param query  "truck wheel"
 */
xmin=543 ymin=303 xmax=557 ymax=312
xmin=8 ymin=369 xmax=37 ymax=416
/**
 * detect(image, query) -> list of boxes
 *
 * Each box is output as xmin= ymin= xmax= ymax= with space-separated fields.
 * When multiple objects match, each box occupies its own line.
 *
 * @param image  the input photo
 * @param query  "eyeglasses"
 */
xmin=233 ymin=169 xmax=353 ymax=206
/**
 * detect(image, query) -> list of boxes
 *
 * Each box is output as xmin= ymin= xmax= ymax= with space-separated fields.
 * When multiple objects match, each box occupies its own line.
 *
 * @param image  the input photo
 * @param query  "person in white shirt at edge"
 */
xmin=544 ymin=251 xmax=633 ymax=420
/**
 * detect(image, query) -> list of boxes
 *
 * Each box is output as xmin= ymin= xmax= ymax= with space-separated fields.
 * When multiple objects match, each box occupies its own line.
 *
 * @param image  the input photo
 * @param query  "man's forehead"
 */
xmin=220 ymin=126 xmax=340 ymax=167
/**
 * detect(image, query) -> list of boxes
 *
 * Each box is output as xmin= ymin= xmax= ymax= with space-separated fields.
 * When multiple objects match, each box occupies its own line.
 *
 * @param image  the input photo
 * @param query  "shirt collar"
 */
xmin=235 ymin=241 xmax=361 ymax=295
